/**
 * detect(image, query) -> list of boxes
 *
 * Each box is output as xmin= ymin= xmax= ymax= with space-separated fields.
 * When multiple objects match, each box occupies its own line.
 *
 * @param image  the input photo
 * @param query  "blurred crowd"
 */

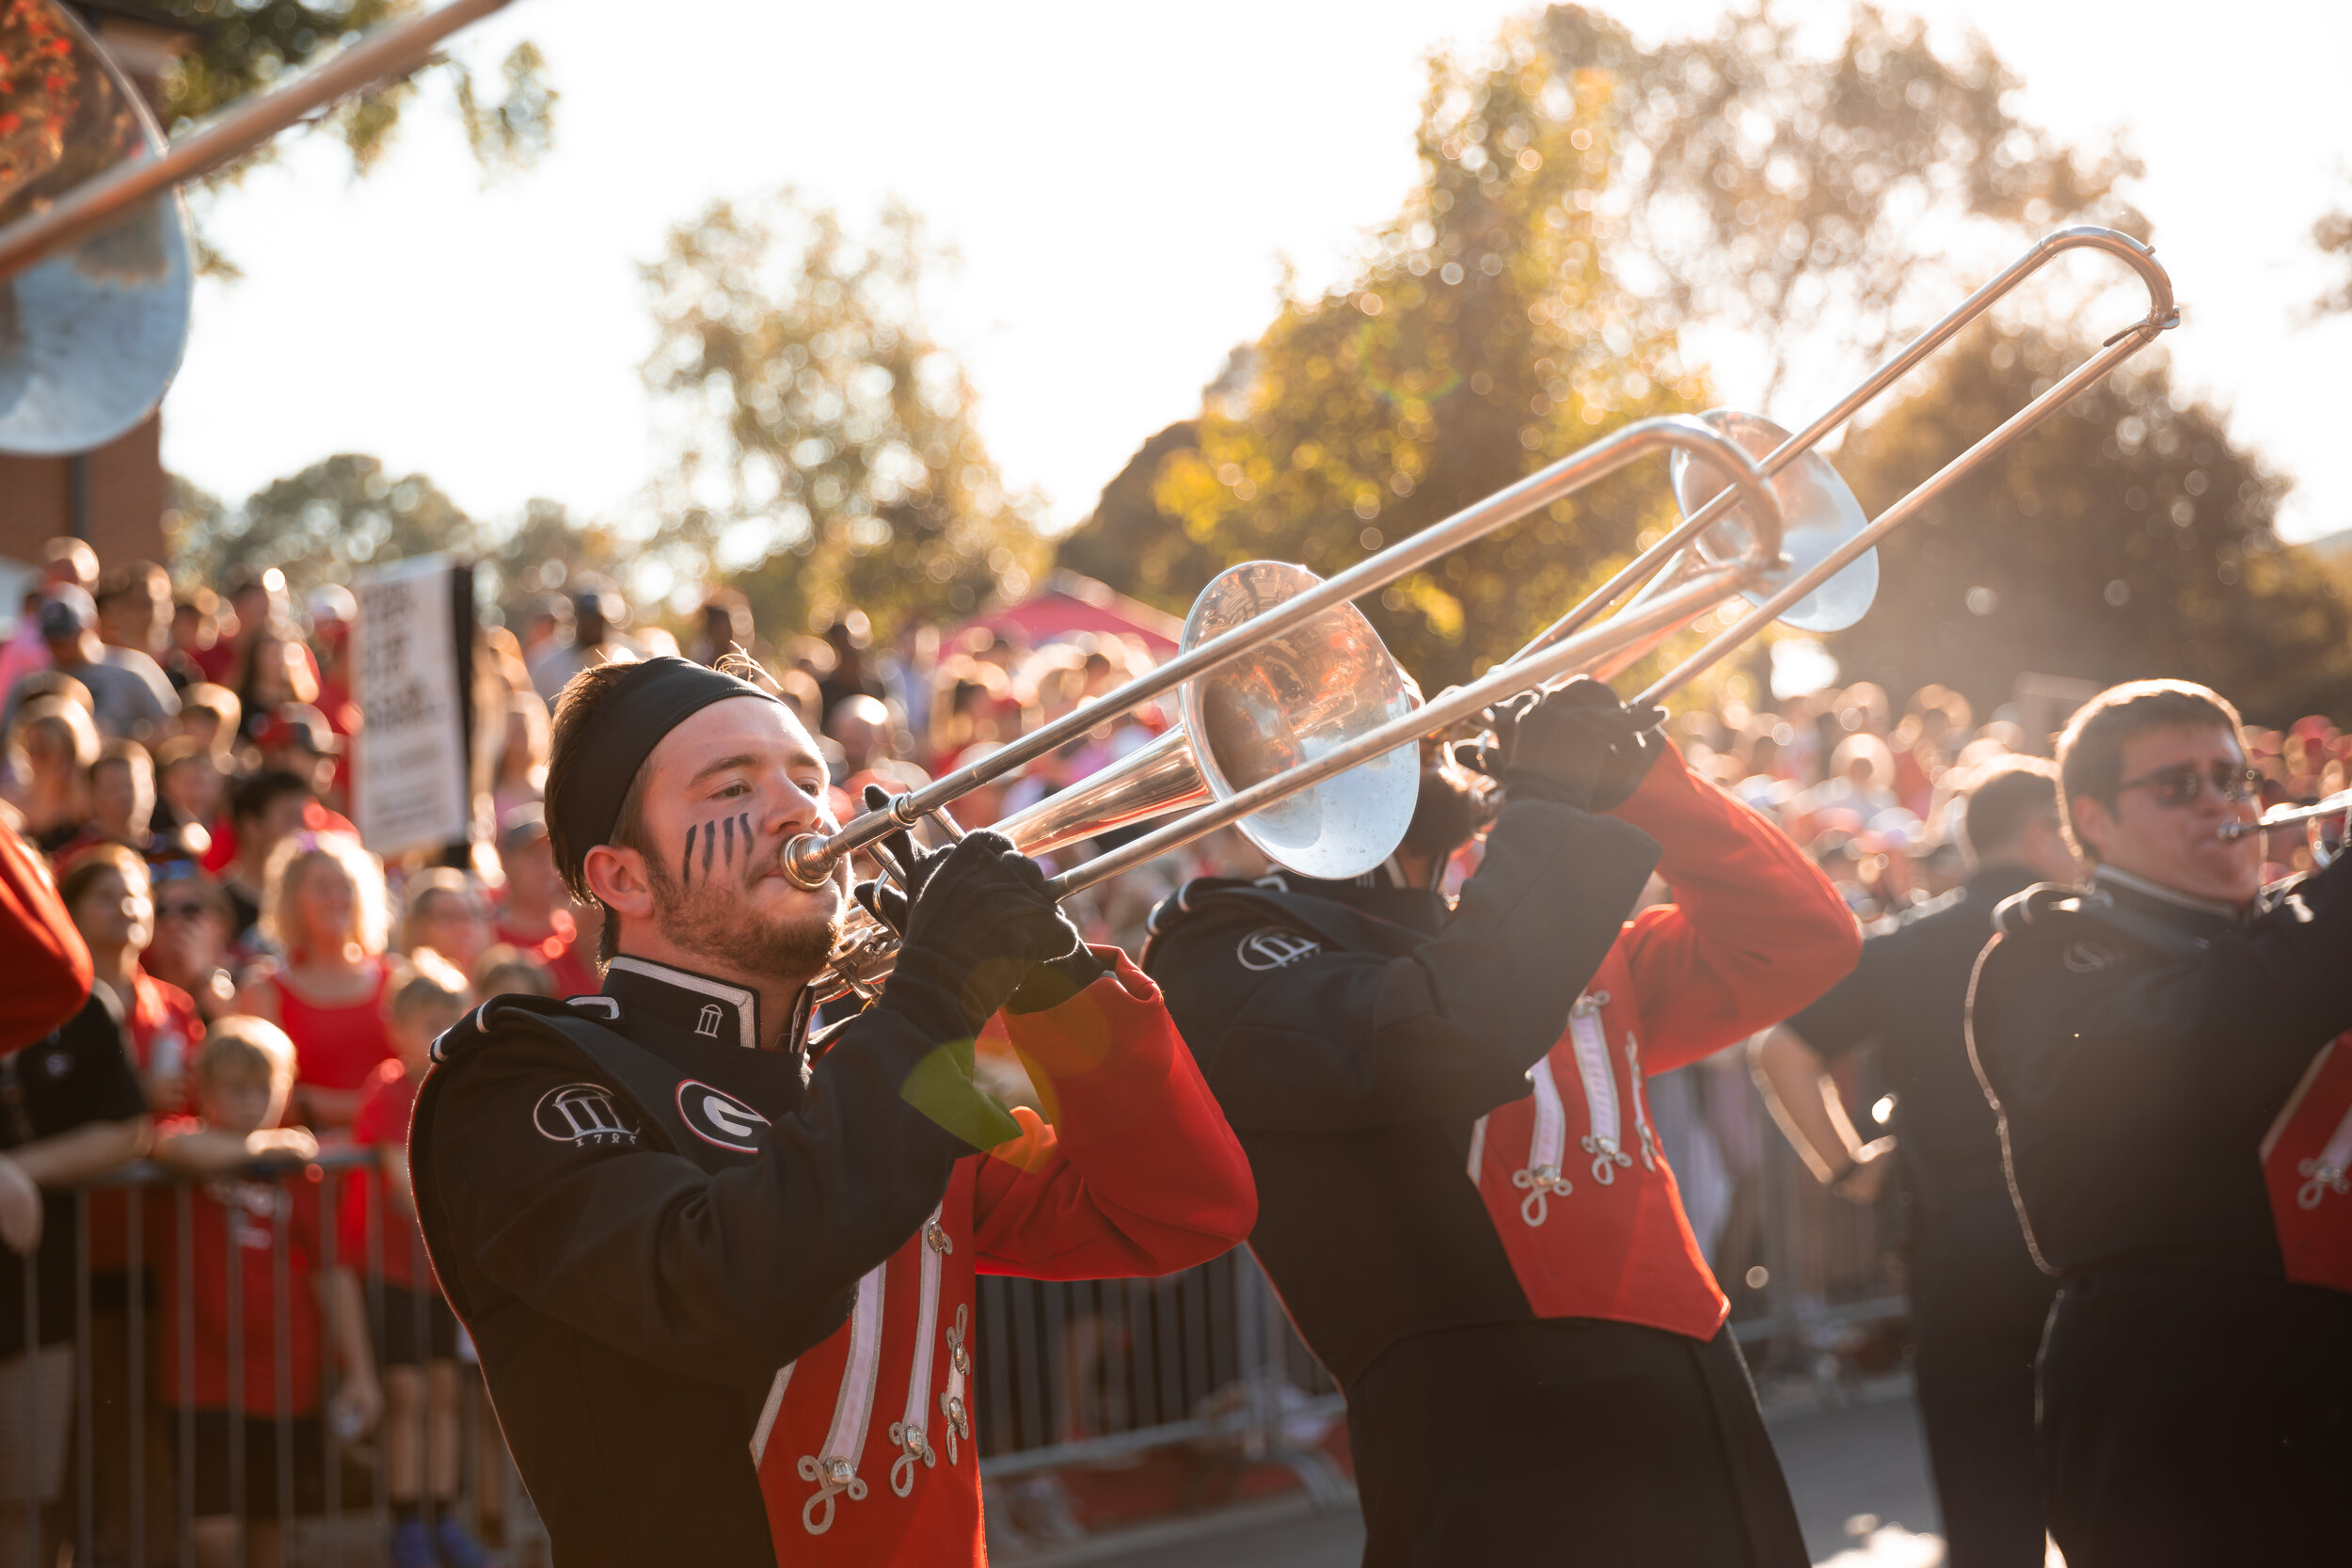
xmin=6 ymin=529 xmax=2347 ymax=1558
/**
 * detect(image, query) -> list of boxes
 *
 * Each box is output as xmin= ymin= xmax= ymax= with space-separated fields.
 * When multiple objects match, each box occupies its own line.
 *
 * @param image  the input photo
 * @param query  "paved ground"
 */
xmin=1068 ymin=1385 xmax=1953 ymax=1568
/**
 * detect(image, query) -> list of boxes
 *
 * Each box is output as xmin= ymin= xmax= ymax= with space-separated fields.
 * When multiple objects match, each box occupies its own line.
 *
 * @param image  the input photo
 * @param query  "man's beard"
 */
xmin=644 ymin=856 xmax=842 ymax=981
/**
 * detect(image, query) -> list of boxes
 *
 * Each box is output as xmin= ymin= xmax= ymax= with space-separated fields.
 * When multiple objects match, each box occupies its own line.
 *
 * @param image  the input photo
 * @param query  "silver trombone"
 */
xmin=811 ymin=226 xmax=2180 ymax=1002
xmin=2220 ymin=790 xmax=2352 ymax=868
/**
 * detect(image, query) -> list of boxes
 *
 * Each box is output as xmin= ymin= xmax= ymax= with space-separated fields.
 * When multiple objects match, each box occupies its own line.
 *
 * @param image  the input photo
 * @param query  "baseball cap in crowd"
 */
xmin=256 ymin=703 xmax=342 ymax=756
xmin=499 ymin=802 xmax=550 ymax=852
xmin=38 ymin=585 xmax=96 ymax=640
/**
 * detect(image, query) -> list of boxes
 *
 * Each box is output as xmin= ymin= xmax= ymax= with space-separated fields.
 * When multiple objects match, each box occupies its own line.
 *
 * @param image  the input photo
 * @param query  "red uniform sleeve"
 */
xmin=1609 ymin=741 xmax=1862 ymax=1073
xmin=0 ymin=822 xmax=92 ymax=1054
xmin=969 ymin=949 xmax=1257 ymax=1280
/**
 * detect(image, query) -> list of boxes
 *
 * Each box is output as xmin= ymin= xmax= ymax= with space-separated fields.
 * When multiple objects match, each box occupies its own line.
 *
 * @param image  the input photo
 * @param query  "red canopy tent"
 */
xmin=962 ymin=570 xmax=1184 ymax=658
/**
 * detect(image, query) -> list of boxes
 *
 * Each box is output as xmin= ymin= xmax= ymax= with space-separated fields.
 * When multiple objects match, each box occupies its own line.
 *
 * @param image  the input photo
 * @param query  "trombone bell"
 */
xmin=1671 ymin=409 xmax=1878 ymax=633
xmin=929 ymin=562 xmax=1418 ymax=881
xmin=0 ymin=0 xmax=193 ymax=454
xmin=1181 ymin=562 xmax=1420 ymax=880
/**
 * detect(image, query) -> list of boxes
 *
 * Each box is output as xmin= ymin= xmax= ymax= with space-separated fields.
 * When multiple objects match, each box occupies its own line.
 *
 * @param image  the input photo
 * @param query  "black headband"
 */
xmin=547 ymin=657 xmax=780 ymax=881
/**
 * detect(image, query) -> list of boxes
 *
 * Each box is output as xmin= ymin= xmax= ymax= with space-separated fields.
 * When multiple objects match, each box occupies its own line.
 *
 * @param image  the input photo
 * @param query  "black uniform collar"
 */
xmin=1962 ymin=863 xmax=2044 ymax=907
xmin=600 ymin=955 xmax=812 ymax=1054
xmin=2090 ymin=865 xmax=2245 ymax=940
xmin=1251 ymin=865 xmax=1449 ymax=938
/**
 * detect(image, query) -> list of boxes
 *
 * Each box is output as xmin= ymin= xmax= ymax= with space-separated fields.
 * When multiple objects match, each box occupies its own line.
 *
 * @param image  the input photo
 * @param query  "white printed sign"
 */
xmin=353 ymin=556 xmax=470 ymax=857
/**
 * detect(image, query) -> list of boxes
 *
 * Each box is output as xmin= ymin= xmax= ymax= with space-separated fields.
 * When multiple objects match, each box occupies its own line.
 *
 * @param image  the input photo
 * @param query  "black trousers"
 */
xmin=1344 ymin=1318 xmax=1807 ymax=1568
xmin=1907 ymin=1196 xmax=2057 ymax=1568
xmin=2038 ymin=1269 xmax=2352 ymax=1568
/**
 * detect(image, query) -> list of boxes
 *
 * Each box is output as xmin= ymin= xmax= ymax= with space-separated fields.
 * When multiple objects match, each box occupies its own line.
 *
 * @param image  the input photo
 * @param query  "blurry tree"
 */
xmin=641 ymin=191 xmax=1048 ymax=641
xmin=1078 ymin=31 xmax=1707 ymax=689
xmin=167 ymin=454 xmax=480 ymax=599
xmin=2310 ymin=200 xmax=2352 ymax=318
xmin=156 ymin=1 xmax=554 ymax=176
xmin=1542 ymin=1 xmax=2139 ymax=398
xmin=1827 ymin=324 xmax=2352 ymax=725
xmin=168 ymin=461 xmax=640 ymax=627
xmin=1063 ymin=2 xmax=2135 ymax=687
xmin=480 ymin=497 xmax=635 ymax=618
xmin=140 ymin=1 xmax=553 ymax=275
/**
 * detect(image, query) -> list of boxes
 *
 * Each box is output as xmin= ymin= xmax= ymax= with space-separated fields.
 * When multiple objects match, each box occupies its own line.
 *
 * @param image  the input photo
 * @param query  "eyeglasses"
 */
xmin=2114 ymin=761 xmax=2264 ymax=809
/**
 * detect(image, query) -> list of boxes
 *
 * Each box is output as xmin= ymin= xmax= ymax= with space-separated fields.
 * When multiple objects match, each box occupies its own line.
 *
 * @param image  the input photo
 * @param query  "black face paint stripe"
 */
xmin=702 ymin=820 xmax=717 ymax=881
xmin=683 ymin=823 xmax=698 ymax=884
xmin=741 ymin=814 xmax=755 ymax=885
xmin=723 ymin=814 xmax=735 ymax=863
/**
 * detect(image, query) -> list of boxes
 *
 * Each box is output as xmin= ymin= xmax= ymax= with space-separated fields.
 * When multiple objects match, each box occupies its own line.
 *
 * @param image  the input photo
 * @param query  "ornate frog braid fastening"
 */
xmin=940 ymin=1304 xmax=972 ymax=1464
xmin=1511 ymin=1057 xmax=1572 ymax=1225
xmin=797 ymin=1262 xmax=885 ymax=1534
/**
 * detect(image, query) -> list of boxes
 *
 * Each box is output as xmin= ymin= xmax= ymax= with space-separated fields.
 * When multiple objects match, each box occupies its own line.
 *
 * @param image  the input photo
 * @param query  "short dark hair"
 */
xmin=1957 ymin=755 xmax=2059 ymax=860
xmin=546 ymin=661 xmax=656 ymax=965
xmin=2055 ymin=679 xmax=2244 ymax=862
xmin=229 ymin=768 xmax=310 ymax=830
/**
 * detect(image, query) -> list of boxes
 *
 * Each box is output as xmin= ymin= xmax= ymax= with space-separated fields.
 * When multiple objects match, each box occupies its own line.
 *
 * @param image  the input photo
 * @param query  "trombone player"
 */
xmin=412 ymin=657 xmax=1257 ymax=1565
xmin=1143 ymin=678 xmax=1861 ymax=1566
xmin=1966 ymin=679 xmax=2352 ymax=1568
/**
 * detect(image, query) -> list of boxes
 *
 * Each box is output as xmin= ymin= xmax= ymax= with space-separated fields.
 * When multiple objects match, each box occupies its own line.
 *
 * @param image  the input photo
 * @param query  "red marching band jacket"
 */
xmin=2263 ymin=1030 xmax=2352 ymax=1295
xmin=1465 ymin=746 xmax=1863 ymax=1339
xmin=752 ymin=950 xmax=1256 ymax=1564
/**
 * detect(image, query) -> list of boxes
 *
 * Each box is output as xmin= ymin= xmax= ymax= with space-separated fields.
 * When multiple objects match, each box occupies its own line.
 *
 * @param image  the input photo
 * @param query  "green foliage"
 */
xmin=1074 ymin=30 xmax=1707 ymax=689
xmin=1828 ymin=325 xmax=2352 ymax=724
xmin=2312 ymin=202 xmax=2352 ymax=319
xmin=167 ymin=458 xmax=621 ymax=625
xmin=167 ymin=454 xmax=478 ymax=597
xmin=1542 ymin=2 xmax=2137 ymax=393
xmin=155 ymin=1 xmax=555 ymax=181
xmin=640 ymin=191 xmax=1048 ymax=641
xmin=1062 ymin=2 xmax=2130 ymax=689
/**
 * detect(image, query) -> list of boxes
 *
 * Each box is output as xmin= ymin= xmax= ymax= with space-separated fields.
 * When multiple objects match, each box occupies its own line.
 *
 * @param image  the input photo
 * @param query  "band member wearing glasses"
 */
xmin=1144 ymin=679 xmax=1860 ymax=1567
xmin=412 ymin=657 xmax=1255 ymax=1566
xmin=1753 ymin=757 xmax=2076 ymax=1568
xmin=1966 ymin=679 xmax=2352 ymax=1568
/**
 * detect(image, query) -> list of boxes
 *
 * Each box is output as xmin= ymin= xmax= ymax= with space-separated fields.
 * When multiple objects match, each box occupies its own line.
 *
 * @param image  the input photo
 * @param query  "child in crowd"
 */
xmin=471 ymin=943 xmax=553 ymax=1000
xmin=151 ymin=1018 xmax=377 ymax=1568
xmin=338 ymin=959 xmax=487 ymax=1568
xmin=234 ymin=832 xmax=397 ymax=1127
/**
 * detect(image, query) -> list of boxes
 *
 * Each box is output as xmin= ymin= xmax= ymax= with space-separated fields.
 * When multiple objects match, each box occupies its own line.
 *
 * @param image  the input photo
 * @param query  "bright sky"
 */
xmin=160 ymin=0 xmax=2352 ymax=572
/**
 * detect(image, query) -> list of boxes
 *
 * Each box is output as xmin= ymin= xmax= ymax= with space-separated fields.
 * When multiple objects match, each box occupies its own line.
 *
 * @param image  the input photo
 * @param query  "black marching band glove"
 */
xmin=1456 ymin=676 xmax=1665 ymax=813
xmin=852 ymin=787 xmax=1104 ymax=1030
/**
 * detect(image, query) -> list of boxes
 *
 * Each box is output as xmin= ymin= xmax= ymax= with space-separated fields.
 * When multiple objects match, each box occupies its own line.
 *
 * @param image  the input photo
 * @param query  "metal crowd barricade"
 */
xmin=6 ymin=1148 xmax=535 ymax=1568
xmin=6 ymin=1064 xmax=1912 ymax=1561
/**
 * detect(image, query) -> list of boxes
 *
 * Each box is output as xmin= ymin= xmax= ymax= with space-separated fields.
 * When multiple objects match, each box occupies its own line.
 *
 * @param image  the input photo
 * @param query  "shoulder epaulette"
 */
xmin=1144 ymin=877 xmax=1256 ymax=940
xmin=428 ymin=991 xmax=622 ymax=1068
xmin=1889 ymin=884 xmax=1965 ymax=930
xmin=1989 ymin=882 xmax=2090 ymax=939
xmin=1989 ymin=881 xmax=2210 ymax=964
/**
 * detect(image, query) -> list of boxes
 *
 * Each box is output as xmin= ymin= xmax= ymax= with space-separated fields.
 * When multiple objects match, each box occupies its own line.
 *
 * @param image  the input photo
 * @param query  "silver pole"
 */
xmin=0 ymin=0 xmax=517 ymax=279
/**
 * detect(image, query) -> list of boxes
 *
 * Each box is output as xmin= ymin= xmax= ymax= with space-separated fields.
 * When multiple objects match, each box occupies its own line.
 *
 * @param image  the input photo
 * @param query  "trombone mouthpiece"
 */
xmin=782 ymin=832 xmax=839 ymax=890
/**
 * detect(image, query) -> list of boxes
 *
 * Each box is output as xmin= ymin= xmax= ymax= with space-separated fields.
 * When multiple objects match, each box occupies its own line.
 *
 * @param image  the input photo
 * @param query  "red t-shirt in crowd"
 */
xmin=148 ymin=1132 xmax=326 ymax=1416
xmin=127 ymin=968 xmax=200 ymax=1105
xmin=267 ymin=960 xmax=396 ymax=1107
xmin=85 ymin=970 xmax=202 ymax=1275
xmin=491 ymin=910 xmax=598 ymax=998
xmin=189 ymin=641 xmax=238 ymax=684
xmin=336 ymin=1059 xmax=435 ymax=1291
xmin=198 ymin=800 xmax=360 ymax=878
